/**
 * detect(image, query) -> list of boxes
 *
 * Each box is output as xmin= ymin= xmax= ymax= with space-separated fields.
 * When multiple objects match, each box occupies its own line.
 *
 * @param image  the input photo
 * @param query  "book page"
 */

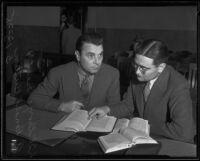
xmin=135 ymin=136 xmax=157 ymax=144
xmin=120 ymin=127 xmax=148 ymax=142
xmin=112 ymin=118 xmax=129 ymax=133
xmin=52 ymin=109 xmax=91 ymax=132
xmin=128 ymin=117 xmax=149 ymax=135
xmin=98 ymin=133 xmax=131 ymax=153
xmin=86 ymin=116 xmax=116 ymax=132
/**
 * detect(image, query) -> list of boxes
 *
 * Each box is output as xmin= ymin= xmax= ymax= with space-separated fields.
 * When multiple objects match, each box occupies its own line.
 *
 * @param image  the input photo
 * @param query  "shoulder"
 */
xmin=48 ymin=62 xmax=77 ymax=76
xmin=166 ymin=65 xmax=189 ymax=88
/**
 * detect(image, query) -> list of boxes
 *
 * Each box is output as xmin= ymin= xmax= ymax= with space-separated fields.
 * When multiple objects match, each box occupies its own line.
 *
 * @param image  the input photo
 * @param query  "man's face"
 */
xmin=75 ymin=42 xmax=103 ymax=75
xmin=134 ymin=54 xmax=161 ymax=82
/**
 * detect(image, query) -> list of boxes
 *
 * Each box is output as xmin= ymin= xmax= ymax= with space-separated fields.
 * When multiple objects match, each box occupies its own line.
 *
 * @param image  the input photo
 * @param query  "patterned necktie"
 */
xmin=143 ymin=82 xmax=151 ymax=102
xmin=80 ymin=75 xmax=90 ymax=99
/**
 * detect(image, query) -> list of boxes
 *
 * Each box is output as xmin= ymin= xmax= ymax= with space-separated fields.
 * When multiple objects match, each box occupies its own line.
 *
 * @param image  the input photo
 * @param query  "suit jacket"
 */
xmin=27 ymin=62 xmax=120 ymax=112
xmin=110 ymin=65 xmax=195 ymax=143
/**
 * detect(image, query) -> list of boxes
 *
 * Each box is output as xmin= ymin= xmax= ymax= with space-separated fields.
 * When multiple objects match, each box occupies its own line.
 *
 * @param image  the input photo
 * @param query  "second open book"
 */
xmin=98 ymin=117 xmax=158 ymax=153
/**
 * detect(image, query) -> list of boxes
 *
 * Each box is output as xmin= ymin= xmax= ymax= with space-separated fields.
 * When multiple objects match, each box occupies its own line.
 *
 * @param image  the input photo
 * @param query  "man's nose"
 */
xmin=135 ymin=67 xmax=141 ymax=75
xmin=94 ymin=57 xmax=101 ymax=65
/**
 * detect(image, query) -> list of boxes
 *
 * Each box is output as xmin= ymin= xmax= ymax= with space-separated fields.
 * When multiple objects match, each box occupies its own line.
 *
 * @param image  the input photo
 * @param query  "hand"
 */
xmin=88 ymin=106 xmax=110 ymax=119
xmin=58 ymin=100 xmax=84 ymax=113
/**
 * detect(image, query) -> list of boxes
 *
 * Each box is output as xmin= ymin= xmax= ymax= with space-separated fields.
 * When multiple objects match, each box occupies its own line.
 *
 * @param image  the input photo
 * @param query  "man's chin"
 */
xmin=137 ymin=76 xmax=142 ymax=81
xmin=89 ymin=68 xmax=100 ymax=74
xmin=89 ymin=71 xmax=98 ymax=75
xmin=137 ymin=77 xmax=144 ymax=82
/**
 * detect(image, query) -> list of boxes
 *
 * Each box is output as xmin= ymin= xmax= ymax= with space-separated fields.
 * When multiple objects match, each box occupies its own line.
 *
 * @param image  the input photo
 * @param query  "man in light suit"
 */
xmin=27 ymin=33 xmax=120 ymax=113
xmin=89 ymin=39 xmax=195 ymax=143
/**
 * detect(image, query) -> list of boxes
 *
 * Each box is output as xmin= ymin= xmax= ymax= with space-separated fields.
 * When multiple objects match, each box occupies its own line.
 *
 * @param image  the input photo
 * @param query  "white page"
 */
xmin=86 ymin=116 xmax=116 ymax=132
xmin=112 ymin=118 xmax=129 ymax=133
xmin=120 ymin=127 xmax=148 ymax=142
xmin=129 ymin=117 xmax=148 ymax=135
xmin=135 ymin=136 xmax=158 ymax=144
xmin=52 ymin=110 xmax=91 ymax=132
xmin=67 ymin=110 xmax=91 ymax=126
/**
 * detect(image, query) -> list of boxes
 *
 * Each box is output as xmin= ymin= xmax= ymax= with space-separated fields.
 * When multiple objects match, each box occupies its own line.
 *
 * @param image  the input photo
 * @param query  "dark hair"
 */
xmin=135 ymin=39 xmax=169 ymax=66
xmin=75 ymin=33 xmax=103 ymax=52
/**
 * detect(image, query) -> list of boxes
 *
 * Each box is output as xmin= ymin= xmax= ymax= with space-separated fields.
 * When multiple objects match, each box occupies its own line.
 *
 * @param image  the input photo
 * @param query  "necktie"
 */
xmin=143 ymin=82 xmax=151 ymax=102
xmin=80 ymin=75 xmax=90 ymax=99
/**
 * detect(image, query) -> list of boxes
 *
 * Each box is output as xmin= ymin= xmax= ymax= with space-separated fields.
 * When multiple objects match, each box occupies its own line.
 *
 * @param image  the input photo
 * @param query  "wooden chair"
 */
xmin=188 ymin=63 xmax=197 ymax=89
xmin=117 ymin=56 xmax=132 ymax=98
xmin=187 ymin=63 xmax=197 ymax=143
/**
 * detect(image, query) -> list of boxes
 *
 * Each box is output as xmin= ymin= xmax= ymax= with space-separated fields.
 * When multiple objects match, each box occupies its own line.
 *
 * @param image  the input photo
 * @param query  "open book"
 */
xmin=98 ymin=117 xmax=157 ymax=153
xmin=51 ymin=109 xmax=117 ymax=133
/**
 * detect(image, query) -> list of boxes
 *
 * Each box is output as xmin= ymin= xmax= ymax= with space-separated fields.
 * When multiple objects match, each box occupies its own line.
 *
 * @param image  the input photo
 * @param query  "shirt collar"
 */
xmin=149 ymin=65 xmax=166 ymax=89
xmin=77 ymin=63 xmax=90 ymax=77
xmin=149 ymin=76 xmax=158 ymax=90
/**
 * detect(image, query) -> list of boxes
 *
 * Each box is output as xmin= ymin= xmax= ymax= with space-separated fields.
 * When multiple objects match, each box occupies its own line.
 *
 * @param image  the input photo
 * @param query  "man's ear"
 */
xmin=75 ymin=50 xmax=80 ymax=62
xmin=158 ymin=63 xmax=166 ymax=73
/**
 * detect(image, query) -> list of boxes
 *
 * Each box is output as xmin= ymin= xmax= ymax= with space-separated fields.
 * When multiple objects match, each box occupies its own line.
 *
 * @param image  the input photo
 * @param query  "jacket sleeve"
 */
xmin=109 ymin=84 xmax=135 ymax=118
xmin=151 ymin=82 xmax=195 ymax=143
xmin=27 ymin=68 xmax=62 ymax=112
xmin=106 ymin=69 xmax=121 ymax=105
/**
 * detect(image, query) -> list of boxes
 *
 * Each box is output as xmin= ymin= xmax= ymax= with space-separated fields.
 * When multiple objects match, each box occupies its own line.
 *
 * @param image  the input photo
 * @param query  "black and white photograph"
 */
xmin=1 ymin=0 xmax=199 ymax=159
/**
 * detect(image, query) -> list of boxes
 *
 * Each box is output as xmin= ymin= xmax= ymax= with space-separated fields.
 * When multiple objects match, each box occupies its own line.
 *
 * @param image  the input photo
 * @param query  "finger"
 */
xmin=88 ymin=107 xmax=95 ymax=115
xmin=71 ymin=106 xmax=76 ymax=112
xmin=80 ymin=105 xmax=85 ymax=109
xmin=74 ymin=101 xmax=84 ymax=106
xmin=95 ymin=110 xmax=107 ymax=119
xmin=96 ymin=113 xmax=105 ymax=119
xmin=88 ymin=108 xmax=97 ymax=119
xmin=71 ymin=105 xmax=81 ymax=112
xmin=96 ymin=115 xmax=101 ymax=120
xmin=88 ymin=112 xmax=96 ymax=119
xmin=75 ymin=104 xmax=82 ymax=109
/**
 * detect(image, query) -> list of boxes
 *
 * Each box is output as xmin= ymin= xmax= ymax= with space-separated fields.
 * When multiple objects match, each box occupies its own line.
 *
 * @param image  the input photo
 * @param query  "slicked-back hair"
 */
xmin=75 ymin=33 xmax=103 ymax=53
xmin=135 ymin=39 xmax=169 ymax=66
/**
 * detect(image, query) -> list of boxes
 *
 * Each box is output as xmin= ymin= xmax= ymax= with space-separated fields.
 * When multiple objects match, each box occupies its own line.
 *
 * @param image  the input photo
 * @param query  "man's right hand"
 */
xmin=88 ymin=106 xmax=110 ymax=119
xmin=58 ymin=100 xmax=84 ymax=113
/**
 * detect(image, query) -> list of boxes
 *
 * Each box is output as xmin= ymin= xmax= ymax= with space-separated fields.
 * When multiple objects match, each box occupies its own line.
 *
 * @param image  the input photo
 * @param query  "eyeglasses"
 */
xmin=134 ymin=63 xmax=151 ymax=74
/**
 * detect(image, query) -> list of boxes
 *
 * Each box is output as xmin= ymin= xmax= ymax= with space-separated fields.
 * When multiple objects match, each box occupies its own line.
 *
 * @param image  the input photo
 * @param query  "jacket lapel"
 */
xmin=74 ymin=64 xmax=83 ymax=99
xmin=134 ymin=83 xmax=146 ymax=117
xmin=143 ymin=66 xmax=170 ymax=119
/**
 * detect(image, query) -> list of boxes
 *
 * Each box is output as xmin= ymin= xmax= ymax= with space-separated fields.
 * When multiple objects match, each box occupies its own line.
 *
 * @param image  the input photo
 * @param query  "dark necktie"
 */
xmin=80 ymin=75 xmax=90 ymax=99
xmin=143 ymin=82 xmax=151 ymax=102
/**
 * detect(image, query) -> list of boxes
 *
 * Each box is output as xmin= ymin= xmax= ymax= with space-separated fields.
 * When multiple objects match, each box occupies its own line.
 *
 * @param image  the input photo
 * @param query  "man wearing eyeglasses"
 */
xmin=89 ymin=39 xmax=195 ymax=143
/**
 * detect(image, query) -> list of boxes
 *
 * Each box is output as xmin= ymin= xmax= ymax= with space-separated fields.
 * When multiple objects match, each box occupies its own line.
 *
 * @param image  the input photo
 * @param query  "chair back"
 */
xmin=117 ymin=56 xmax=131 ymax=79
xmin=188 ymin=63 xmax=197 ymax=89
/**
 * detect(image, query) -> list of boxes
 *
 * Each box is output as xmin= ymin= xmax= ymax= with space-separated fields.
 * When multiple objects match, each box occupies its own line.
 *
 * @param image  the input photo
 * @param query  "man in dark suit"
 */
xmin=27 ymin=33 xmax=120 ymax=113
xmin=89 ymin=39 xmax=195 ymax=143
